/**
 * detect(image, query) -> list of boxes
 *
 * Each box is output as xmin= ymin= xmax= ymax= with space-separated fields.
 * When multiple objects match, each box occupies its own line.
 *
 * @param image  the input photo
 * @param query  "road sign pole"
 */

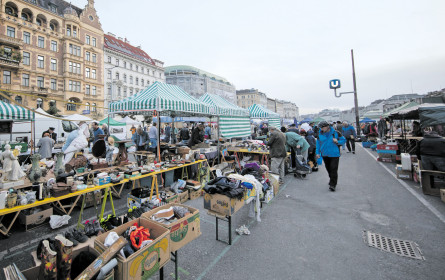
xmin=351 ymin=49 xmax=360 ymax=135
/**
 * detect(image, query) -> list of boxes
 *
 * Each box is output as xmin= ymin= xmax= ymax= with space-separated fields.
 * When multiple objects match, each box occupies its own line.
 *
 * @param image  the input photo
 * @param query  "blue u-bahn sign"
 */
xmin=329 ymin=79 xmax=341 ymax=89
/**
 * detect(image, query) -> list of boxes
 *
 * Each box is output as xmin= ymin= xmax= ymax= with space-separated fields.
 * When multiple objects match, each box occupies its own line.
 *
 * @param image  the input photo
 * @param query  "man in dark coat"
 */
xmin=188 ymin=123 xmax=204 ymax=147
xmin=266 ymin=126 xmax=287 ymax=184
xmin=42 ymin=127 xmax=57 ymax=142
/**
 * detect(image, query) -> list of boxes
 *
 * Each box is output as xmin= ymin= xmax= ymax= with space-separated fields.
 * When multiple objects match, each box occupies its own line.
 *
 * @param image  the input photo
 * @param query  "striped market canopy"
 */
xmin=199 ymin=93 xmax=251 ymax=138
xmin=109 ymin=82 xmax=212 ymax=116
xmin=199 ymin=93 xmax=249 ymax=117
xmin=0 ymin=100 xmax=34 ymax=121
xmin=248 ymin=104 xmax=281 ymax=129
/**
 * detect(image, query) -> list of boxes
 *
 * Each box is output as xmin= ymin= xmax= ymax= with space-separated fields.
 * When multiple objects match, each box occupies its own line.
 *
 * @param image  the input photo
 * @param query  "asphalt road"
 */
xmin=1 ymin=144 xmax=445 ymax=280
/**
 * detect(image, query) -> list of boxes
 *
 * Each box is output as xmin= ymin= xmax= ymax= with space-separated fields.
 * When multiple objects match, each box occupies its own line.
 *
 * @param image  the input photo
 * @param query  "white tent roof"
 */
xmin=121 ymin=116 xmax=141 ymax=125
xmin=63 ymin=114 xmax=93 ymax=122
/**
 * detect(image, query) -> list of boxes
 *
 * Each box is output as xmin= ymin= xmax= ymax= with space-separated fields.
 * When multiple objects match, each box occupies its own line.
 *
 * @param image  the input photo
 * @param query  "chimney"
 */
xmin=107 ymin=32 xmax=116 ymax=37
xmin=118 ymin=37 xmax=123 ymax=41
xmin=137 ymin=45 xmax=141 ymax=49
xmin=124 ymin=38 xmax=129 ymax=44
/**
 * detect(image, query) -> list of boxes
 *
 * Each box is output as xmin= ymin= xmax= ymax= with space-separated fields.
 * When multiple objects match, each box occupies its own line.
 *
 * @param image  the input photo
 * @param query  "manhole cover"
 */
xmin=363 ymin=231 xmax=425 ymax=260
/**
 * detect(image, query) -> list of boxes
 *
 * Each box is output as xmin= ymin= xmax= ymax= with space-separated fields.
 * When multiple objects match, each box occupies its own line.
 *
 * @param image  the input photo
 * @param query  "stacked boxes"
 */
xmin=395 ymin=164 xmax=413 ymax=180
xmin=377 ymin=144 xmax=398 ymax=163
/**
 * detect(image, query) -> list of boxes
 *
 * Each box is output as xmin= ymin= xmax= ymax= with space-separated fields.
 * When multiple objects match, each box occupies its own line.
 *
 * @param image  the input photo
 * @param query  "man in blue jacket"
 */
xmin=316 ymin=121 xmax=345 ymax=192
xmin=92 ymin=122 xmax=104 ymax=144
xmin=342 ymin=121 xmax=357 ymax=154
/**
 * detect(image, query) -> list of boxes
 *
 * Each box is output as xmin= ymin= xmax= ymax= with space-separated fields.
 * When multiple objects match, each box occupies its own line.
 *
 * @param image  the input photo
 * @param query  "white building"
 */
xmin=103 ymin=33 xmax=164 ymax=113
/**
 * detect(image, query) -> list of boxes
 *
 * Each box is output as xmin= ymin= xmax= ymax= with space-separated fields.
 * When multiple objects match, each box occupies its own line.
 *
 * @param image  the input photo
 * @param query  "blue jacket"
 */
xmin=316 ymin=126 xmax=344 ymax=158
xmin=93 ymin=128 xmax=104 ymax=143
xmin=342 ymin=125 xmax=357 ymax=139
xmin=132 ymin=131 xmax=149 ymax=147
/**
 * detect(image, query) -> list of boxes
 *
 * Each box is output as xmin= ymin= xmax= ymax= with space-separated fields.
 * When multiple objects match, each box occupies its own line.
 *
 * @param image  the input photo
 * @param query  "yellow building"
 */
xmin=0 ymin=0 xmax=104 ymax=117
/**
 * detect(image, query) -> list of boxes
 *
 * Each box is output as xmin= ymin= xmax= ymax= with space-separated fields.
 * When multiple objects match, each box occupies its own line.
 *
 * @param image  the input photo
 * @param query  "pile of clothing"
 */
xmin=149 ymin=206 xmax=190 ymax=225
xmin=104 ymin=222 xmax=154 ymax=258
xmin=203 ymin=177 xmax=244 ymax=199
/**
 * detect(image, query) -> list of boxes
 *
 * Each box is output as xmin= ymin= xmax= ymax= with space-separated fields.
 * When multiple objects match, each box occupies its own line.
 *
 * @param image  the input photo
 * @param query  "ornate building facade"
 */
xmin=236 ymin=88 xmax=267 ymax=109
xmin=103 ymin=33 xmax=164 ymax=114
xmin=0 ymin=0 xmax=104 ymax=116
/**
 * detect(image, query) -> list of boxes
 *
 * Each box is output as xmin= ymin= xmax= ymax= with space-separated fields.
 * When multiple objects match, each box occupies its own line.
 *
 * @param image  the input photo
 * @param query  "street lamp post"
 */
xmin=106 ymin=65 xmax=119 ymax=132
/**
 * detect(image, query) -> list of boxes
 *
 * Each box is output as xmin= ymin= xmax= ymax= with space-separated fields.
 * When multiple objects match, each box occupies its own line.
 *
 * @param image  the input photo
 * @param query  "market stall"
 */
xmin=0 ymin=100 xmax=34 ymax=148
xmin=248 ymin=104 xmax=281 ymax=129
xmin=99 ymin=117 xmax=127 ymax=140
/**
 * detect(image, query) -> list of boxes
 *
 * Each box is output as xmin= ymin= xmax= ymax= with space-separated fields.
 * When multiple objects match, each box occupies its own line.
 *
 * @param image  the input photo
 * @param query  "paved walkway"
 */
xmin=1 ymin=144 xmax=445 ymax=279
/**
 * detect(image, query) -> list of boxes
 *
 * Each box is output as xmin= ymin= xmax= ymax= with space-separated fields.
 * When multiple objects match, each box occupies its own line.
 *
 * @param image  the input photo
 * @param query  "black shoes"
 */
xmin=329 ymin=185 xmax=336 ymax=192
xmin=71 ymin=229 xmax=88 ymax=243
xmin=64 ymin=231 xmax=79 ymax=247
xmin=353 ymin=151 xmax=355 ymax=154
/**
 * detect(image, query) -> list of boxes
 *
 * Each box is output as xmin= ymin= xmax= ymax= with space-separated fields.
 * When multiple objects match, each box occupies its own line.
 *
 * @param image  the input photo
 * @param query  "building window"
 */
xmin=50 ymin=40 xmax=57 ymax=51
xmin=130 ymin=63 xmax=133 ymax=70
xmin=141 ymin=67 xmax=144 ymax=74
xmin=136 ymin=65 xmax=138 ymax=72
xmin=15 ymin=96 xmax=22 ymax=104
xmin=130 ymin=88 xmax=133 ymax=95
xmin=21 ymin=12 xmax=31 ymax=22
xmin=7 ymin=26 xmax=15 ymax=38
xmin=123 ymin=88 xmax=127 ymax=97
xmin=3 ymin=71 xmax=11 ymax=84
xmin=141 ymin=79 xmax=144 ymax=86
xmin=130 ymin=76 xmax=133 ymax=84
xmin=37 ymin=55 xmax=44 ymax=68
xmin=115 ymin=59 xmax=119 ymax=66
xmin=23 ymin=52 xmax=30 ymax=65
xmin=69 ymin=44 xmax=81 ymax=56
xmin=86 ymin=68 xmax=90 ymax=78
xmin=107 ymin=70 xmax=111 ymax=79
xmin=23 ymin=32 xmax=30 ymax=44
xmin=107 ymin=56 xmax=111 ymax=63
xmin=22 ymin=74 xmax=29 ymax=86
xmin=92 ymin=103 xmax=97 ymax=112
xmin=86 ymin=35 xmax=90 ymax=45
xmin=116 ymin=72 xmax=119 ymax=80
xmin=49 ymin=4 xmax=57 ymax=13
xmin=123 ymin=61 xmax=126 ymax=68
xmin=67 ymin=99 xmax=77 ymax=111
xmin=86 ymin=84 xmax=90 ymax=95
xmin=86 ymin=51 xmax=90 ymax=61
xmin=66 ymin=25 xmax=71 ymax=36
xmin=73 ymin=26 xmax=77 ymax=38
xmin=92 ymin=69 xmax=96 ymax=79
xmin=92 ymin=53 xmax=96 ymax=63
xmin=37 ymin=76 xmax=44 ymax=88
xmin=68 ymin=81 xmax=81 ymax=92
xmin=38 ymin=36 xmax=44 ymax=48
xmin=107 ymin=85 xmax=111 ymax=96
xmin=117 ymin=87 xmax=121 ymax=97
xmin=92 ymin=86 xmax=96 ymax=96
xmin=136 ymin=78 xmax=139 ymax=86
xmin=51 ymin=79 xmax=57 ymax=90
xmin=92 ymin=37 xmax=96 ymax=47
xmin=49 ymin=23 xmax=56 ymax=31
xmin=36 ymin=18 xmax=42 ymax=26
xmin=36 ymin=98 xmax=43 ymax=108
xmin=85 ymin=102 xmax=90 ymax=112
xmin=50 ymin=58 xmax=57 ymax=71
xmin=123 ymin=74 xmax=127 ymax=83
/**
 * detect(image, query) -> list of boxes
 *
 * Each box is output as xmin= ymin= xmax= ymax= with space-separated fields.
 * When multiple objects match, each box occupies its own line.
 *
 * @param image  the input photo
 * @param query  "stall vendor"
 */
xmin=188 ymin=123 xmax=204 ymax=147
xmin=132 ymin=127 xmax=149 ymax=151
xmin=42 ymin=127 xmax=57 ymax=142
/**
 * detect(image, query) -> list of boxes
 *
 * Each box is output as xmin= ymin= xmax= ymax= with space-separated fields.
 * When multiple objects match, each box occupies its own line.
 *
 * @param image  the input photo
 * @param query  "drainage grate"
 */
xmin=363 ymin=231 xmax=425 ymax=260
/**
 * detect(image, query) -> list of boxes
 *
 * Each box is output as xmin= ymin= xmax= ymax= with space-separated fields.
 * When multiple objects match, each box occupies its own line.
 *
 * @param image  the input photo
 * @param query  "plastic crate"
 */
xmin=362 ymin=141 xmax=373 ymax=148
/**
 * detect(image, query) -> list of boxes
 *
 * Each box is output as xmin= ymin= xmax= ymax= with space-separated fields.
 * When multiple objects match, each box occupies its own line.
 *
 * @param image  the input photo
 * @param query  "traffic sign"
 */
xmin=329 ymin=79 xmax=341 ymax=89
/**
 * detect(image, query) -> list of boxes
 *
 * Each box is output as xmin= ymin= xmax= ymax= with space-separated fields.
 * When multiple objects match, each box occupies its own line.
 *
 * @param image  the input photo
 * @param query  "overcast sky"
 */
xmin=73 ymin=0 xmax=445 ymax=114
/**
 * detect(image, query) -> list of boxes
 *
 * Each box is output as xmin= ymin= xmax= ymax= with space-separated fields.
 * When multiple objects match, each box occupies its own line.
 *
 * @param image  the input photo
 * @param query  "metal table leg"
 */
xmin=171 ymin=251 xmax=178 ymax=280
xmin=215 ymin=215 xmax=232 ymax=245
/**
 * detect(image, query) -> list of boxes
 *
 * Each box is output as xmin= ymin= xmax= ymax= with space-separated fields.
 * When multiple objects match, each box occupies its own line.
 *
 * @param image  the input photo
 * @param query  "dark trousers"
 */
xmin=290 ymin=147 xmax=296 ymax=168
xmin=421 ymin=155 xmax=445 ymax=172
xmin=137 ymin=145 xmax=146 ymax=151
xmin=323 ymin=156 xmax=339 ymax=187
xmin=346 ymin=138 xmax=355 ymax=152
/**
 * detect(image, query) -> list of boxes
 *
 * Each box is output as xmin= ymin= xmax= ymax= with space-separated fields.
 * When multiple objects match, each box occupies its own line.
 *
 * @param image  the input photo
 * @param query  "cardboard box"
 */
xmin=127 ymin=193 xmax=150 ymax=208
xmin=421 ymin=170 xmax=445 ymax=197
xmin=269 ymin=173 xmax=280 ymax=196
xmin=243 ymin=187 xmax=256 ymax=201
xmin=163 ymin=191 xmax=179 ymax=204
xmin=94 ymin=218 xmax=170 ymax=280
xmin=376 ymin=144 xmax=398 ymax=150
xmin=142 ymin=203 xmax=201 ymax=252
xmin=376 ymin=149 xmax=397 ymax=155
xmin=178 ymin=147 xmax=190 ymax=154
xmin=377 ymin=156 xmax=396 ymax=163
xmin=22 ymin=246 xmax=114 ymax=280
xmin=203 ymin=193 xmax=244 ymax=216
xmin=179 ymin=191 xmax=189 ymax=203
xmin=396 ymin=169 xmax=412 ymax=180
xmin=440 ymin=189 xmax=445 ymax=203
xmin=189 ymin=188 xmax=202 ymax=200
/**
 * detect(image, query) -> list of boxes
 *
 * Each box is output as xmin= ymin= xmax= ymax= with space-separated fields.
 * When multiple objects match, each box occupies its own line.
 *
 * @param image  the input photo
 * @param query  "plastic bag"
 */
xmin=49 ymin=215 xmax=71 ymax=229
xmin=317 ymin=157 xmax=323 ymax=166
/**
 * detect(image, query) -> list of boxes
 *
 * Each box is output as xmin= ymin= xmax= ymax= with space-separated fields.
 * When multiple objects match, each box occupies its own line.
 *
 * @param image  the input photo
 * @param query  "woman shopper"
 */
xmin=316 ymin=121 xmax=346 ymax=192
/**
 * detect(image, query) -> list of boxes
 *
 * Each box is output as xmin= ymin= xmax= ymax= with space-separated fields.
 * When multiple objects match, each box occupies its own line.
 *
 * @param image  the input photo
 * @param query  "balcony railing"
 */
xmin=0 ymin=56 xmax=20 ymax=69
xmin=0 ymin=36 xmax=23 ymax=48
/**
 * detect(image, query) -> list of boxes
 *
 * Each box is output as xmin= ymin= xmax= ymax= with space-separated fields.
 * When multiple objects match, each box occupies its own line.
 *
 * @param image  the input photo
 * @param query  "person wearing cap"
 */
xmin=287 ymin=124 xmax=299 ymax=134
xmin=316 ymin=121 xmax=346 ymax=192
xmin=342 ymin=121 xmax=357 ymax=154
xmin=42 ymin=127 xmax=57 ymax=142
xmin=266 ymin=126 xmax=287 ymax=184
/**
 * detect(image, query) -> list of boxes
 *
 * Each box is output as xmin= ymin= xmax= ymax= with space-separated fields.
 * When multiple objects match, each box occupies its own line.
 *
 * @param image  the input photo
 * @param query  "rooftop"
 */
xmin=104 ymin=34 xmax=155 ymax=65
xmin=23 ymin=0 xmax=83 ymax=17
xmin=165 ymin=65 xmax=232 ymax=85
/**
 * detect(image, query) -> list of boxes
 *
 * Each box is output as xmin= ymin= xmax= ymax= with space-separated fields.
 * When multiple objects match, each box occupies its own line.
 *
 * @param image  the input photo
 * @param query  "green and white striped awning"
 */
xmin=199 ymin=93 xmax=251 ymax=138
xmin=109 ymin=82 xmax=212 ymax=116
xmin=0 ymin=101 xmax=34 ymax=120
xmin=199 ymin=93 xmax=250 ymax=117
xmin=248 ymin=104 xmax=281 ymax=129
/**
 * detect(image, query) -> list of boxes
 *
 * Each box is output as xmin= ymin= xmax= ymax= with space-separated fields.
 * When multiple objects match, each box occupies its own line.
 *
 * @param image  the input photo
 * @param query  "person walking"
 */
xmin=37 ymin=132 xmax=54 ymax=159
xmin=164 ymin=123 xmax=171 ymax=144
xmin=132 ymin=127 xmax=149 ymax=151
xmin=316 ymin=121 xmax=345 ymax=192
xmin=204 ymin=124 xmax=212 ymax=139
xmin=267 ymin=126 xmax=287 ymax=184
xmin=148 ymin=123 xmax=158 ymax=151
xmin=342 ymin=121 xmax=357 ymax=154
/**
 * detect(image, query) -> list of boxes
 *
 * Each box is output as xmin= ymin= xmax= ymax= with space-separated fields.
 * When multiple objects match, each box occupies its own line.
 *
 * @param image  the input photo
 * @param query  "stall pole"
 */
xmin=217 ymin=116 xmax=220 ymax=163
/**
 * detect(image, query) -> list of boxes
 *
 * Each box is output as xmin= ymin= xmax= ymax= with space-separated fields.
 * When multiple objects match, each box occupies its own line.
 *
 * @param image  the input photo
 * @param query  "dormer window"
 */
xmin=49 ymin=4 xmax=57 ymax=13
